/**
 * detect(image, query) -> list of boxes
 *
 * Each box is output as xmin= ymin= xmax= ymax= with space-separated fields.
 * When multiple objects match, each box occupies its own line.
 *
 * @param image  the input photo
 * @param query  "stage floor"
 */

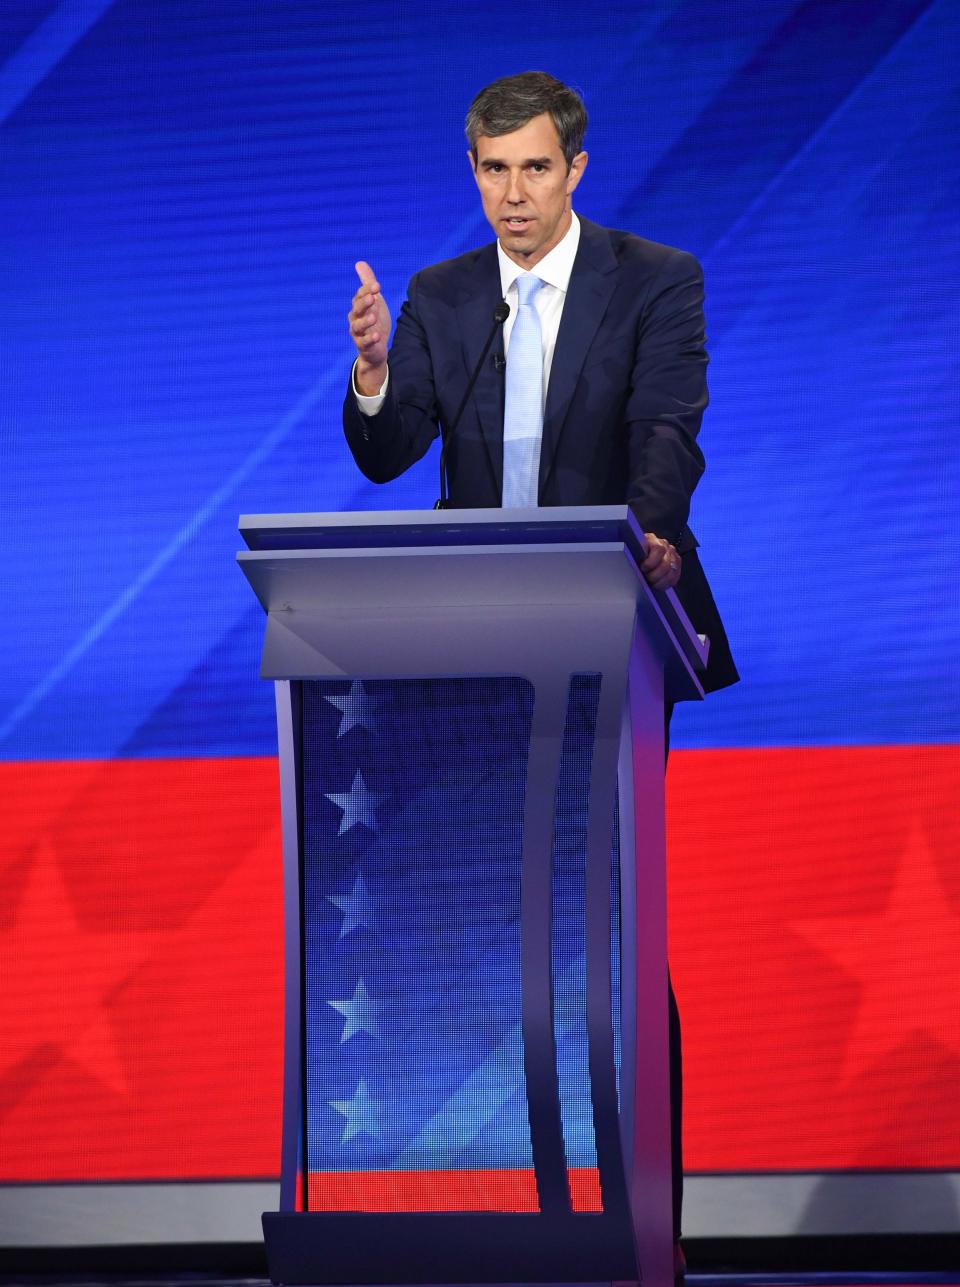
xmin=2 ymin=1275 xmax=960 ymax=1287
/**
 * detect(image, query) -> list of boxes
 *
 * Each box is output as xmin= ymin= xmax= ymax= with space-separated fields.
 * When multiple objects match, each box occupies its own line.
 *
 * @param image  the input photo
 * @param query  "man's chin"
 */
xmin=500 ymin=227 xmax=540 ymax=260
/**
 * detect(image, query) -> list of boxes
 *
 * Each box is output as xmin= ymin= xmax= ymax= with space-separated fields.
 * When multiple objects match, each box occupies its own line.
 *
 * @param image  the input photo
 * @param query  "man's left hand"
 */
xmin=641 ymin=533 xmax=682 ymax=590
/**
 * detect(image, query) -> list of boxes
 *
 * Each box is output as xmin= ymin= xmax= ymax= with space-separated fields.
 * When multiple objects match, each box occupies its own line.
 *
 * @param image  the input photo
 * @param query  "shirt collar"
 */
xmin=497 ymin=211 xmax=581 ymax=298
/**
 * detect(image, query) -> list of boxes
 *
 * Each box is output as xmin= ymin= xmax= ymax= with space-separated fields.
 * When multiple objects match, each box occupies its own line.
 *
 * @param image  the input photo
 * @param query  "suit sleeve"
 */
xmin=342 ymin=272 xmax=442 ymax=483
xmin=624 ymin=248 xmax=708 ymax=548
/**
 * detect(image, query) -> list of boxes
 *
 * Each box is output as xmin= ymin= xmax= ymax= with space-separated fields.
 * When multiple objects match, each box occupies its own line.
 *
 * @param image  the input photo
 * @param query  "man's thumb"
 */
xmin=355 ymin=260 xmax=377 ymax=288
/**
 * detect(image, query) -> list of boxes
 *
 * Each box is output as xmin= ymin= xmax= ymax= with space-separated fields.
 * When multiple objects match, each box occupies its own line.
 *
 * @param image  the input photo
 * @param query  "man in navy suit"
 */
xmin=344 ymin=72 xmax=735 ymax=694
xmin=344 ymin=72 xmax=737 ymax=1272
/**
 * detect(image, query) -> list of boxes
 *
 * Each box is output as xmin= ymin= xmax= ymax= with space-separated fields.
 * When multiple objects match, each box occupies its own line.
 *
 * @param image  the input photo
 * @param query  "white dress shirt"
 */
xmin=354 ymin=212 xmax=582 ymax=414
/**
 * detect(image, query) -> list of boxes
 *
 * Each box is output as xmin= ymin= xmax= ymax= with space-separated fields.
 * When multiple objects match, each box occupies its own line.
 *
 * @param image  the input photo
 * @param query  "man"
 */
xmin=344 ymin=71 xmax=738 ymax=1275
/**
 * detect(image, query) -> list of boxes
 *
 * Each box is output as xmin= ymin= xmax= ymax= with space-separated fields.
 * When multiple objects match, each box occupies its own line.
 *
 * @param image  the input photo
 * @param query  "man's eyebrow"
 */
xmin=479 ymin=155 xmax=554 ymax=169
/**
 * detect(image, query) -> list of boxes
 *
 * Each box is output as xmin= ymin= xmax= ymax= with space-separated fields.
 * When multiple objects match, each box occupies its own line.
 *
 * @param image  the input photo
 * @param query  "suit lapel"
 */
xmin=454 ymin=244 xmax=506 ymax=495
xmin=539 ymin=218 xmax=619 ymax=495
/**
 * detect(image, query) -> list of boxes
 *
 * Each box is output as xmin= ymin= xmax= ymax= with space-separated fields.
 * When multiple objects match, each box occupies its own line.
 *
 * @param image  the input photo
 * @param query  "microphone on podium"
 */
xmin=436 ymin=300 xmax=509 ymax=509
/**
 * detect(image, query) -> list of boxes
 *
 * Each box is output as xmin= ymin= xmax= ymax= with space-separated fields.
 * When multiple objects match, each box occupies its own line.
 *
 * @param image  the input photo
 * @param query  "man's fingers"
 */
xmin=350 ymin=285 xmax=385 ymax=315
xmin=648 ymin=563 xmax=680 ymax=589
xmin=350 ymin=307 xmax=377 ymax=333
xmin=350 ymin=289 xmax=379 ymax=317
xmin=349 ymin=299 xmax=385 ymax=336
xmin=640 ymin=533 xmax=680 ymax=588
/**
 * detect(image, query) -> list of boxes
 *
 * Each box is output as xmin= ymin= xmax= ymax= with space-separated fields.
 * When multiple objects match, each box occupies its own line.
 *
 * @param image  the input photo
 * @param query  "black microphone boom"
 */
xmin=435 ymin=300 xmax=509 ymax=509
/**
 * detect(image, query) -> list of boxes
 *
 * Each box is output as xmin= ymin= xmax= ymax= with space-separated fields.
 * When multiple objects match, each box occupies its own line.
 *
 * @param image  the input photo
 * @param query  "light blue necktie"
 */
xmin=501 ymin=274 xmax=544 ymax=508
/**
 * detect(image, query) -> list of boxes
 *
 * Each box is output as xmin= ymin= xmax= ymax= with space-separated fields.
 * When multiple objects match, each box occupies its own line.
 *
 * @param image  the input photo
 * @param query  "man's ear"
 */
xmin=466 ymin=148 xmax=479 ymax=180
xmin=566 ymin=150 xmax=588 ymax=196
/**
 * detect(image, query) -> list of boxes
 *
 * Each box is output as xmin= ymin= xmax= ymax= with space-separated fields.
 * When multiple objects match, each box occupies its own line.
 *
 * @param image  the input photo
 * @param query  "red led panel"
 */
xmin=1 ymin=744 xmax=957 ymax=1182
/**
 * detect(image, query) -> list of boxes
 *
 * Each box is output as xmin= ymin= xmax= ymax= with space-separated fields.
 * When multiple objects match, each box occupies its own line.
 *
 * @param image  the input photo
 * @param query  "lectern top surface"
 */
xmin=239 ymin=505 xmax=646 ymax=560
xmin=237 ymin=506 xmax=707 ymax=688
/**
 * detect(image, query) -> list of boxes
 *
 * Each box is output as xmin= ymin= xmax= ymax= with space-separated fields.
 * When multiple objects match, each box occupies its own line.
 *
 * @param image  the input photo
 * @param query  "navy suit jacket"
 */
xmin=343 ymin=216 xmax=738 ymax=692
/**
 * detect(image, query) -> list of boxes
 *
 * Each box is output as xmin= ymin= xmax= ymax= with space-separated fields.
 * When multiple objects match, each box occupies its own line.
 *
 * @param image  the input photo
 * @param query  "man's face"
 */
xmin=470 ymin=113 xmax=587 ymax=268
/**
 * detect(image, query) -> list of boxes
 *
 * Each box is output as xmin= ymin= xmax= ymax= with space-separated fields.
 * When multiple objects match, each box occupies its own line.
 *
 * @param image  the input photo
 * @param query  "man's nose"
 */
xmin=506 ymin=169 xmax=526 ymax=203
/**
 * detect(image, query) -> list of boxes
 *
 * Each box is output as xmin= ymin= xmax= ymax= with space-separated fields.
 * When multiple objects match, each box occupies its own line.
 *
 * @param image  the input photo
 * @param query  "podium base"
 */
xmin=262 ymin=1210 xmax=637 ymax=1284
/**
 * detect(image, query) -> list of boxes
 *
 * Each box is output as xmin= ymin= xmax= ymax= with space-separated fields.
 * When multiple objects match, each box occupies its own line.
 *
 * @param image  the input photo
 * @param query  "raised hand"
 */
xmin=349 ymin=261 xmax=392 ymax=394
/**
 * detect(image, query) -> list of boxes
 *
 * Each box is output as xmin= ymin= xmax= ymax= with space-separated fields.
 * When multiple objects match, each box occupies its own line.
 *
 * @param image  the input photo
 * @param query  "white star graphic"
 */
xmin=324 ymin=681 xmax=378 ymax=737
xmin=327 ymin=872 xmax=376 ymax=938
xmin=330 ymin=1077 xmax=380 ymax=1142
xmin=325 ymin=770 xmax=386 ymax=836
xmin=327 ymin=977 xmax=383 ymax=1042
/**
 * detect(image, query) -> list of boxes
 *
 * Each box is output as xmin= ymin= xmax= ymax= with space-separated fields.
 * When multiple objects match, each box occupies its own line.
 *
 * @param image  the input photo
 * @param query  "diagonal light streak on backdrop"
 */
xmin=0 ymin=376 xmax=331 ymax=747
xmin=392 ymin=952 xmax=585 ymax=1169
xmin=702 ymin=0 xmax=939 ymax=265
xmin=0 ymin=0 xmax=116 ymax=125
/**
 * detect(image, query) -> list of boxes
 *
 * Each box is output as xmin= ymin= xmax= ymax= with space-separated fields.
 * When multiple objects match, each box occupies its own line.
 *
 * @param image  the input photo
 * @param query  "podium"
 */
xmin=238 ymin=507 xmax=707 ymax=1287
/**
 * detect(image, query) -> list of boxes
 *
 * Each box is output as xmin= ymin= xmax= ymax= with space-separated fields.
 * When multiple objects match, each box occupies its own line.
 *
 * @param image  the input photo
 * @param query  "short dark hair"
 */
xmin=465 ymin=71 xmax=587 ymax=168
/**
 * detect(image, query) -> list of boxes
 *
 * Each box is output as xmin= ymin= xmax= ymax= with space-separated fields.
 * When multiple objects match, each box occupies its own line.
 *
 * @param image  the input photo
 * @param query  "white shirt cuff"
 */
xmin=352 ymin=361 xmax=389 ymax=415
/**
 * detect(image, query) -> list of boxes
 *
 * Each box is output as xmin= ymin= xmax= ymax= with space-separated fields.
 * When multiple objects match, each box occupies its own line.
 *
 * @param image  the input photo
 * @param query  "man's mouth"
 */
xmin=504 ymin=216 xmax=531 ymax=230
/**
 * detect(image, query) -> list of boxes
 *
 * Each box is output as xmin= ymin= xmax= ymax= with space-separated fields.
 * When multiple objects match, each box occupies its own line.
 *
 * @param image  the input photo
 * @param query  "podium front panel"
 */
xmin=297 ymin=673 xmax=623 ymax=1217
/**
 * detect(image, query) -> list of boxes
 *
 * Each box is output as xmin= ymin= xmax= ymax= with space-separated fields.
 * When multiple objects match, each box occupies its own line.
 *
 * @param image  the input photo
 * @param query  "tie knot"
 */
xmin=515 ymin=274 xmax=543 ymax=306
